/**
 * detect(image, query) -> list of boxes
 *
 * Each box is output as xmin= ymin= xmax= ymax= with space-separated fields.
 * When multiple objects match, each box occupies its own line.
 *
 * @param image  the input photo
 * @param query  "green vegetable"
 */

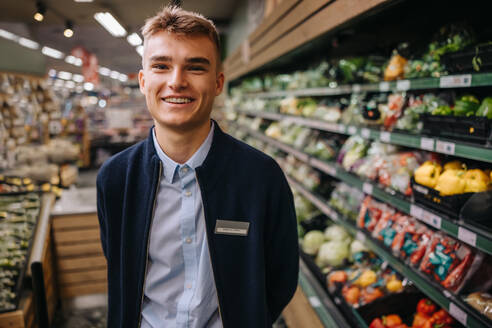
xmin=432 ymin=105 xmax=452 ymax=116
xmin=302 ymin=230 xmax=325 ymax=255
xmin=476 ymin=97 xmax=492 ymax=119
xmin=324 ymin=225 xmax=351 ymax=243
xmin=453 ymin=95 xmax=480 ymax=116
xmin=316 ymin=240 xmax=350 ymax=267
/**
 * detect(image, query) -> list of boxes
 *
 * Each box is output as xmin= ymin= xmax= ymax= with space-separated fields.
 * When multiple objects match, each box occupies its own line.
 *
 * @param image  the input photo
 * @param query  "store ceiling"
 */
xmin=0 ymin=0 xmax=238 ymax=77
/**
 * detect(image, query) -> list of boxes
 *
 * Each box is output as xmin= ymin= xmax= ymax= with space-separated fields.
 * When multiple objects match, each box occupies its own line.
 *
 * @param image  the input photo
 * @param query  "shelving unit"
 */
xmin=236 ymin=109 xmax=492 ymax=163
xmin=286 ymin=176 xmax=491 ymax=328
xmin=232 ymin=122 xmax=492 ymax=256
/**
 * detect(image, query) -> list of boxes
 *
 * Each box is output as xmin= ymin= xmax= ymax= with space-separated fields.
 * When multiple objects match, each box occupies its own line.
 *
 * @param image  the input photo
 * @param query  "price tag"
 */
xmin=348 ymin=126 xmax=357 ymax=135
xmin=440 ymin=74 xmax=472 ymax=88
xmin=410 ymin=204 xmax=424 ymax=219
xmin=309 ymin=296 xmax=321 ymax=308
xmin=337 ymin=124 xmax=346 ymax=133
xmin=443 ymin=290 xmax=452 ymax=298
xmin=363 ymin=182 xmax=373 ymax=195
xmin=458 ymin=227 xmax=477 ymax=247
xmin=361 ymin=128 xmax=370 ymax=139
xmin=420 ymin=137 xmax=435 ymax=151
xmin=435 ymin=140 xmax=455 ymax=155
xmin=449 ymin=303 xmax=467 ymax=326
xmin=352 ymin=84 xmax=361 ymax=93
xmin=421 ymin=210 xmax=442 ymax=229
xmin=396 ymin=79 xmax=410 ymax=91
xmin=379 ymin=82 xmax=390 ymax=92
xmin=356 ymin=231 xmax=366 ymax=242
xmin=380 ymin=131 xmax=391 ymax=143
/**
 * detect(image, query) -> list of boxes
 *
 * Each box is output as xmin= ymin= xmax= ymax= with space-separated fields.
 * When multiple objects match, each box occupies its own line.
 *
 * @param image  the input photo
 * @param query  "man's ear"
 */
xmin=215 ymin=72 xmax=225 ymax=96
xmin=138 ymin=69 xmax=145 ymax=94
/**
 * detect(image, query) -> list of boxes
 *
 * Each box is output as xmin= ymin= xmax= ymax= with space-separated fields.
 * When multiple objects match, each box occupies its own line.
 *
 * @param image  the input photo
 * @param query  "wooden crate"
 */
xmin=0 ymin=292 xmax=35 ymax=328
xmin=52 ymin=213 xmax=107 ymax=298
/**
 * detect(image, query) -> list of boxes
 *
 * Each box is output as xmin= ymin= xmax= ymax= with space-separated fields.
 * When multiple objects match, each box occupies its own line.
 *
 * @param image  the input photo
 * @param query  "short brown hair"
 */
xmin=141 ymin=6 xmax=221 ymax=67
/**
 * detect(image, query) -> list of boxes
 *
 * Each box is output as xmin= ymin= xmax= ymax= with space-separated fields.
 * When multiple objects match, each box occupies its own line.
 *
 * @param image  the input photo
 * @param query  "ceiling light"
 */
xmin=65 ymin=55 xmax=76 ymax=64
xmin=98 ymin=67 xmax=111 ymax=76
xmin=0 ymin=29 xmax=19 ymax=41
xmin=74 ymin=58 xmax=82 ymax=66
xmin=18 ymin=37 xmax=39 ymax=50
xmin=34 ymin=2 xmax=45 ymax=22
xmin=64 ymin=20 xmax=74 ymax=38
xmin=84 ymin=82 xmax=94 ymax=91
xmin=98 ymin=99 xmax=107 ymax=108
xmin=136 ymin=45 xmax=143 ymax=57
xmin=72 ymin=74 xmax=84 ymax=83
xmin=48 ymin=69 xmax=57 ymax=77
xmin=58 ymin=71 xmax=72 ymax=80
xmin=94 ymin=12 xmax=127 ymax=37
xmin=118 ymin=74 xmax=128 ymax=82
xmin=127 ymin=33 xmax=142 ymax=46
xmin=41 ymin=46 xmax=64 ymax=59
xmin=110 ymin=71 xmax=120 ymax=79
xmin=74 ymin=0 xmax=93 ymax=2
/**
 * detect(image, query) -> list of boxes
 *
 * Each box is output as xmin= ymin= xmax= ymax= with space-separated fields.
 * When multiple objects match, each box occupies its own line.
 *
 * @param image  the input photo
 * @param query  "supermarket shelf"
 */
xmin=286 ymin=176 xmax=492 ymax=328
xmin=234 ymin=123 xmax=492 ymax=256
xmin=243 ymin=72 xmax=492 ymax=99
xmin=236 ymin=109 xmax=492 ymax=163
xmin=298 ymin=259 xmax=352 ymax=328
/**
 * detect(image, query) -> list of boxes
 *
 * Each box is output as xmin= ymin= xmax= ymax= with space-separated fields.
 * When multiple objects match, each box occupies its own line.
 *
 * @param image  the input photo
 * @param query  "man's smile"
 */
xmin=161 ymin=96 xmax=195 ymax=104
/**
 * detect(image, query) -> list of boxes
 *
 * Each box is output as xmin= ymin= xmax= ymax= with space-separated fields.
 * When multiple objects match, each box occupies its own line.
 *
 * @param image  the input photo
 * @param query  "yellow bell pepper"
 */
xmin=414 ymin=161 xmax=442 ymax=188
xmin=356 ymin=270 xmax=377 ymax=287
xmin=444 ymin=160 xmax=464 ymax=171
xmin=435 ymin=169 xmax=466 ymax=195
xmin=386 ymin=278 xmax=403 ymax=292
xmin=464 ymin=169 xmax=490 ymax=193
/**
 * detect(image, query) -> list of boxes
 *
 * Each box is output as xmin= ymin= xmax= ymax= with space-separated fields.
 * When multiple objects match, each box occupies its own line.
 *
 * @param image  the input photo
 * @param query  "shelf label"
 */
xmin=449 ymin=303 xmax=467 ymax=326
xmin=379 ymin=81 xmax=390 ymax=92
xmin=337 ymin=124 xmax=346 ymax=133
xmin=308 ymin=296 xmax=321 ymax=308
xmin=443 ymin=290 xmax=452 ymax=298
xmin=352 ymin=84 xmax=361 ymax=93
xmin=380 ymin=131 xmax=391 ymax=143
xmin=348 ymin=126 xmax=357 ymax=135
xmin=361 ymin=128 xmax=371 ymax=138
xmin=435 ymin=140 xmax=455 ymax=155
xmin=396 ymin=79 xmax=410 ymax=91
xmin=420 ymin=137 xmax=435 ymax=151
xmin=363 ymin=182 xmax=373 ymax=195
xmin=356 ymin=231 xmax=366 ymax=243
xmin=422 ymin=210 xmax=442 ymax=229
xmin=410 ymin=204 xmax=424 ymax=218
xmin=440 ymin=74 xmax=472 ymax=88
xmin=458 ymin=227 xmax=477 ymax=247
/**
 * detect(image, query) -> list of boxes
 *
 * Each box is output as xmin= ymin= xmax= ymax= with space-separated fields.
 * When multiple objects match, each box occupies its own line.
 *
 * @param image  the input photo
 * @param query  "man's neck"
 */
xmin=154 ymin=121 xmax=211 ymax=164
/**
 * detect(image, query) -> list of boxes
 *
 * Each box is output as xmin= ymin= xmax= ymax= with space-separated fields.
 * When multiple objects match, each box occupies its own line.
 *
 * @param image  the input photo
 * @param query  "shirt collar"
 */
xmin=152 ymin=121 xmax=215 ymax=183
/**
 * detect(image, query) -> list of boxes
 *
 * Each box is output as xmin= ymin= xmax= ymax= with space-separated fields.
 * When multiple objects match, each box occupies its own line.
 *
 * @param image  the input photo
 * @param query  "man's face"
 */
xmin=139 ymin=31 xmax=224 ymax=132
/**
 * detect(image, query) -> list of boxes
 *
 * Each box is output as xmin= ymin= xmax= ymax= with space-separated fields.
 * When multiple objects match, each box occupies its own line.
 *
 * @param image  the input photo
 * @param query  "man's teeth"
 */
xmin=164 ymin=97 xmax=192 ymax=104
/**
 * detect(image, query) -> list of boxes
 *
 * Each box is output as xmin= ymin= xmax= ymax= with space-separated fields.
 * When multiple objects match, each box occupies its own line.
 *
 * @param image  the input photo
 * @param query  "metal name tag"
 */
xmin=215 ymin=220 xmax=250 ymax=236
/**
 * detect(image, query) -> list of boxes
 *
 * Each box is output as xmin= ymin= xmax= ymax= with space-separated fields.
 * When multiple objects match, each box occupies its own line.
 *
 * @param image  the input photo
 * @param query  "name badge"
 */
xmin=215 ymin=220 xmax=250 ymax=236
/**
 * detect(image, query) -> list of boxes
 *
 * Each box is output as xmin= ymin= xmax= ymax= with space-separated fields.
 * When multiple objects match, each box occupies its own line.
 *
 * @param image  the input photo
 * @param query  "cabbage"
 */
xmin=316 ymin=240 xmax=350 ymax=267
xmin=324 ymin=225 xmax=351 ymax=243
xmin=350 ymin=240 xmax=368 ymax=256
xmin=302 ymin=230 xmax=325 ymax=255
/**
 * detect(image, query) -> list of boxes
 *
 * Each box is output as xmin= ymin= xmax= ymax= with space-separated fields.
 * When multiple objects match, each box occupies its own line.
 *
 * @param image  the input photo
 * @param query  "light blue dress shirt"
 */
xmin=141 ymin=122 xmax=221 ymax=328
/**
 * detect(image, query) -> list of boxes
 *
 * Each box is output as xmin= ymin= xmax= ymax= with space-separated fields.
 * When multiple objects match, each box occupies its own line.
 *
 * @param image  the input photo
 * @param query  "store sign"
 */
xmin=72 ymin=46 xmax=100 ymax=85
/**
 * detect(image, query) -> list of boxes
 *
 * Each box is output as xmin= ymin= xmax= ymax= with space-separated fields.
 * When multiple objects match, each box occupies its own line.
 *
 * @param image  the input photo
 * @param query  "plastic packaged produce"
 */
xmin=390 ymin=218 xmax=433 ymax=267
xmin=465 ymin=292 xmax=492 ymax=320
xmin=328 ymin=183 xmax=365 ymax=221
xmin=372 ymin=212 xmax=409 ymax=248
xmin=419 ymin=232 xmax=480 ymax=292
xmin=336 ymin=136 xmax=370 ymax=171
xmin=476 ymin=97 xmax=492 ymax=118
xmin=357 ymin=196 xmax=391 ymax=232
xmin=453 ymin=94 xmax=480 ymax=116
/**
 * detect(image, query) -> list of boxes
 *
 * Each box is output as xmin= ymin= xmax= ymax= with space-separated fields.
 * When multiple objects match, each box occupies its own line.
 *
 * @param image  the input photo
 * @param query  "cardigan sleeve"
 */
xmin=96 ymin=171 xmax=108 ymax=260
xmin=264 ymin=163 xmax=299 ymax=323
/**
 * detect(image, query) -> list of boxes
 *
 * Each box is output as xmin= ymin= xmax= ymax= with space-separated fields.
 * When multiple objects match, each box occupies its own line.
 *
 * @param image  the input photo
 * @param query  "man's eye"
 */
xmin=189 ymin=66 xmax=206 ymax=71
xmin=152 ymin=64 xmax=168 ymax=70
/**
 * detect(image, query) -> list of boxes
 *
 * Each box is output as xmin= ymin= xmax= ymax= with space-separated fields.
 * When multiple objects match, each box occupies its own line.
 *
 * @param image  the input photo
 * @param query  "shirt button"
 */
xmin=185 ymin=237 xmax=192 ymax=244
xmin=181 ymin=167 xmax=188 ymax=173
xmin=186 ymin=284 xmax=192 ymax=289
xmin=184 ymin=191 xmax=192 ymax=197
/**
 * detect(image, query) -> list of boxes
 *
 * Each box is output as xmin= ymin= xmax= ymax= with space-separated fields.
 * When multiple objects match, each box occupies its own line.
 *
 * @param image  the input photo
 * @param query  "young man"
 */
xmin=96 ymin=6 xmax=299 ymax=328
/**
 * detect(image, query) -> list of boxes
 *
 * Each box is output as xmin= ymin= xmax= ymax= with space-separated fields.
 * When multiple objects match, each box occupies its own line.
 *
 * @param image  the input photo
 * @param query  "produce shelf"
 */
xmin=236 ymin=109 xmax=492 ymax=163
xmin=286 ymin=176 xmax=492 ymax=328
xmin=298 ymin=259 xmax=352 ymax=328
xmin=242 ymin=72 xmax=492 ymax=99
xmin=233 ymin=123 xmax=492 ymax=256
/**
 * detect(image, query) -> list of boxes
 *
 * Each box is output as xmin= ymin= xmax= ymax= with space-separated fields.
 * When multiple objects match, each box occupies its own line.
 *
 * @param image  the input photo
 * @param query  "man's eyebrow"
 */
xmin=185 ymin=57 xmax=211 ymax=66
xmin=149 ymin=55 xmax=172 ymax=62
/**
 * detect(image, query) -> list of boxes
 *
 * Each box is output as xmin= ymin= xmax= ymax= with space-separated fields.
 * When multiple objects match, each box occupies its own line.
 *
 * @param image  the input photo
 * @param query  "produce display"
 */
xmin=328 ymin=182 xmax=364 ymax=221
xmin=0 ymin=192 xmax=40 ymax=312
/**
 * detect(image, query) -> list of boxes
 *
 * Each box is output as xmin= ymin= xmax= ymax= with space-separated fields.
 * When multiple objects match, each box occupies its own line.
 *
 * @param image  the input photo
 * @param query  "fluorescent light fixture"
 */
xmin=65 ymin=81 xmax=75 ymax=88
xmin=98 ymin=67 xmax=111 ymax=76
xmin=118 ymin=74 xmax=128 ymax=82
xmin=127 ymin=33 xmax=142 ymax=46
xmin=72 ymin=74 xmax=84 ymax=83
xmin=110 ymin=70 xmax=120 ymax=79
xmin=94 ymin=12 xmax=127 ymax=37
xmin=74 ymin=58 xmax=82 ymax=66
xmin=0 ymin=29 xmax=19 ymax=41
xmin=74 ymin=0 xmax=93 ymax=2
xmin=18 ymin=37 xmax=39 ymax=49
xmin=48 ymin=69 xmax=57 ymax=77
xmin=84 ymin=82 xmax=94 ymax=91
xmin=136 ymin=45 xmax=143 ymax=57
xmin=65 ymin=56 xmax=82 ymax=66
xmin=58 ymin=71 xmax=72 ymax=80
xmin=41 ymin=46 xmax=64 ymax=59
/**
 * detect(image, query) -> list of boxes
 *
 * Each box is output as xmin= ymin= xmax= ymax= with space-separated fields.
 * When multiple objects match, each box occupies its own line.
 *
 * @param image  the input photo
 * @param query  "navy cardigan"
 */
xmin=96 ymin=123 xmax=299 ymax=327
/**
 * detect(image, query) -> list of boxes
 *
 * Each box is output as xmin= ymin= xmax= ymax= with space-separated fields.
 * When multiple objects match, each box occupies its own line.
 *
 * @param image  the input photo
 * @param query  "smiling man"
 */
xmin=96 ymin=6 xmax=299 ymax=328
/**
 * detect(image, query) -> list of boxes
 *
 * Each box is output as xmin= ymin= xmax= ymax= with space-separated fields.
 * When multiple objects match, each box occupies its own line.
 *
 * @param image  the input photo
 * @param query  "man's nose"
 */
xmin=169 ymin=69 xmax=187 ymax=90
